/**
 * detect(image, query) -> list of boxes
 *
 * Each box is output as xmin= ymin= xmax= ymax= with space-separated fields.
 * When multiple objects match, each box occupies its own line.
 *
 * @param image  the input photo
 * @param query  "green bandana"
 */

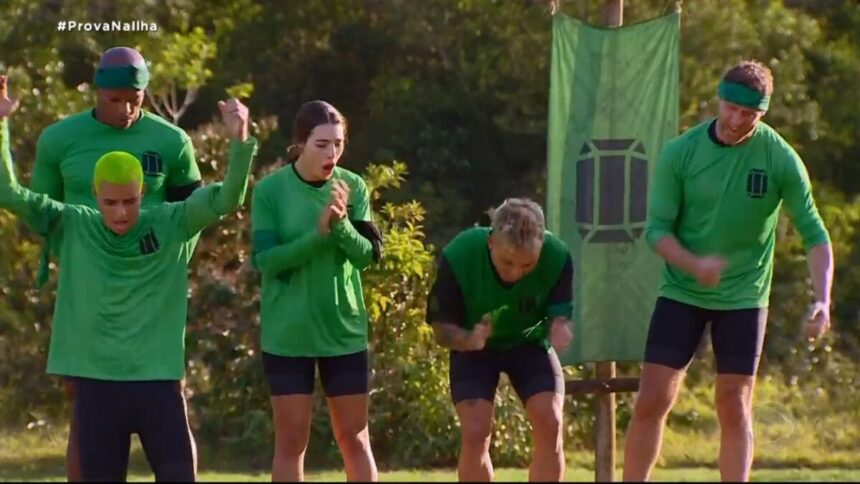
xmin=93 ymin=64 xmax=150 ymax=90
xmin=718 ymin=80 xmax=770 ymax=111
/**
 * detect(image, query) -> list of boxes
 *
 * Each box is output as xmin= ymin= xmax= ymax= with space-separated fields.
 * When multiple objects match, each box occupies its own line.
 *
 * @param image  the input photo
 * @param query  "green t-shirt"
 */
xmin=1 ymin=118 xmax=258 ymax=380
xmin=251 ymin=164 xmax=375 ymax=357
xmin=31 ymin=109 xmax=201 ymax=208
xmin=646 ymin=120 xmax=830 ymax=310
xmin=431 ymin=227 xmax=573 ymax=350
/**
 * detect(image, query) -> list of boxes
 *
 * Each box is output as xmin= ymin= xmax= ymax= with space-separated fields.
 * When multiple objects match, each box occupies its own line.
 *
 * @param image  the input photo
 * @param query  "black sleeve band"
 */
xmin=166 ymin=181 xmax=203 ymax=202
xmin=352 ymin=220 xmax=383 ymax=263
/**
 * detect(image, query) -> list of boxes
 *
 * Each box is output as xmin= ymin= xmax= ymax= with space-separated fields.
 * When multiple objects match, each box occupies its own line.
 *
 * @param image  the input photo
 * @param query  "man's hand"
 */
xmin=0 ymin=75 xmax=21 ymax=119
xmin=803 ymin=300 xmax=831 ymax=339
xmin=430 ymin=318 xmax=492 ymax=352
xmin=693 ymin=256 xmax=726 ymax=288
xmin=217 ymin=98 xmax=249 ymax=142
xmin=465 ymin=317 xmax=493 ymax=351
xmin=550 ymin=317 xmax=573 ymax=354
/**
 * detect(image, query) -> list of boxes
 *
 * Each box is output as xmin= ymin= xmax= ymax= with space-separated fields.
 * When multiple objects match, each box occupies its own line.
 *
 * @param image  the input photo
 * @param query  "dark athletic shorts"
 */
xmin=73 ymin=377 xmax=195 ymax=482
xmin=449 ymin=343 xmax=564 ymax=405
xmin=643 ymin=297 xmax=768 ymax=376
xmin=262 ymin=349 xmax=369 ymax=397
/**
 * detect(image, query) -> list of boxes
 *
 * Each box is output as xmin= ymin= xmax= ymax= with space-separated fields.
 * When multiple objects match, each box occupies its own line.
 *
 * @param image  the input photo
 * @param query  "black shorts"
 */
xmin=449 ymin=343 xmax=564 ymax=405
xmin=73 ymin=378 xmax=195 ymax=482
xmin=262 ymin=350 xmax=369 ymax=397
xmin=644 ymin=297 xmax=768 ymax=375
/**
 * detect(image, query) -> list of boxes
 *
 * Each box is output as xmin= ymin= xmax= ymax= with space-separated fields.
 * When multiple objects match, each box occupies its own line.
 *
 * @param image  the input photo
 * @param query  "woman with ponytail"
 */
xmin=251 ymin=100 xmax=383 ymax=481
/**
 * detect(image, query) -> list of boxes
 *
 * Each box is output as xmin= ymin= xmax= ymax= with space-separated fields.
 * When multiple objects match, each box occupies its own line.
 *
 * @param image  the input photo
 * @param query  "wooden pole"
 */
xmin=595 ymin=1 xmax=623 ymax=480
xmin=595 ymin=361 xmax=617 ymax=481
xmin=603 ymin=0 xmax=624 ymax=26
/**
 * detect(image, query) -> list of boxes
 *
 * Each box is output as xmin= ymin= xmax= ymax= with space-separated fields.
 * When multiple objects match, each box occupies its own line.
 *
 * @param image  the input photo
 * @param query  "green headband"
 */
xmin=93 ymin=151 xmax=144 ymax=194
xmin=93 ymin=64 xmax=150 ymax=90
xmin=718 ymin=80 xmax=770 ymax=111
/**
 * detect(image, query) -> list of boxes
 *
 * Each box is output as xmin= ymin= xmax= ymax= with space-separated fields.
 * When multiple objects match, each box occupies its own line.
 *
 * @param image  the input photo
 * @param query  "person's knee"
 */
xmin=459 ymin=415 xmax=493 ymax=451
xmin=333 ymin=420 xmax=371 ymax=455
xmin=715 ymin=386 xmax=752 ymax=430
xmin=633 ymin=385 xmax=676 ymax=422
xmin=530 ymin=404 xmax=563 ymax=443
xmin=274 ymin=424 xmax=311 ymax=458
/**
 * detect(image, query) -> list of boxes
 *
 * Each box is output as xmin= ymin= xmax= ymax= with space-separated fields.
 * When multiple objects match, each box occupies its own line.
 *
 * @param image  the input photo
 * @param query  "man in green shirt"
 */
xmin=0 ymin=74 xmax=258 ymax=481
xmin=32 ymin=46 xmax=201 ymax=206
xmin=28 ymin=46 xmax=203 ymax=481
xmin=426 ymin=198 xmax=574 ymax=482
xmin=622 ymin=60 xmax=834 ymax=482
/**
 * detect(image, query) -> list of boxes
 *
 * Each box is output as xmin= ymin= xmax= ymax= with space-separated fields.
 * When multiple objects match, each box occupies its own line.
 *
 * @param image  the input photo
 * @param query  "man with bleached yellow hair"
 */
xmin=0 ymin=74 xmax=257 ymax=482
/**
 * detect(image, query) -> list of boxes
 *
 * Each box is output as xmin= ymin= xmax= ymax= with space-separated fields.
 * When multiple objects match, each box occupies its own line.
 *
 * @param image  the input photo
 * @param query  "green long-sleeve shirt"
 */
xmin=645 ymin=119 xmax=829 ymax=310
xmin=31 ymin=109 xmax=202 ymax=207
xmin=251 ymin=164 xmax=374 ymax=357
xmin=0 ymin=117 xmax=258 ymax=380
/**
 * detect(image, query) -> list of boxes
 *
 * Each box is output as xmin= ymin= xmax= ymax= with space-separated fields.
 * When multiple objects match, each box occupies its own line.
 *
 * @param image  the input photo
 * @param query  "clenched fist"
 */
xmin=217 ymin=98 xmax=249 ymax=142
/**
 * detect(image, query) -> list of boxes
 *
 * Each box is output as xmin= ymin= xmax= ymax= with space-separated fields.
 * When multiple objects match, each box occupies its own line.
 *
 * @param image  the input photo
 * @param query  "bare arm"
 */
xmin=431 ymin=322 xmax=488 ymax=352
xmin=426 ymin=254 xmax=490 ymax=351
xmin=808 ymin=243 xmax=834 ymax=306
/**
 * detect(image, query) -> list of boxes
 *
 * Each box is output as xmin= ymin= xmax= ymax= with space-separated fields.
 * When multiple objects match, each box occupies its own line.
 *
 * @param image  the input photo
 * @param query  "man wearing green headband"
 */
xmin=623 ymin=60 xmax=834 ymax=481
xmin=32 ymin=46 xmax=202 ymax=206
xmin=27 ymin=46 xmax=203 ymax=481
xmin=0 ymin=74 xmax=257 ymax=481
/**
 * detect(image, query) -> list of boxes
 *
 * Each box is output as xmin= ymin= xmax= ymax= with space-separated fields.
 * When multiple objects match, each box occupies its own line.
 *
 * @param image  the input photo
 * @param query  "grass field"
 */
xmin=2 ymin=467 xmax=859 ymax=482
xmin=2 ymin=375 xmax=857 ymax=482
xmin=1 ymin=430 xmax=858 ymax=482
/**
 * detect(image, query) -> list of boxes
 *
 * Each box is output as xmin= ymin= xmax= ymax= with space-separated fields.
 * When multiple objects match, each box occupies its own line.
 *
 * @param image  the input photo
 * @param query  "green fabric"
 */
xmin=1 ymin=119 xmax=11 ymax=175
xmin=718 ymin=80 xmax=770 ymax=111
xmin=0 ymin=118 xmax=65 ymax=233
xmin=252 ymin=165 xmax=373 ymax=357
xmin=183 ymin=137 xmax=257 ymax=237
xmin=30 ymin=109 xmax=203 ymax=286
xmin=546 ymin=11 xmax=680 ymax=364
xmin=0 ymin=123 xmax=257 ymax=380
xmin=92 ymin=151 xmax=144 ymax=194
xmin=31 ymin=110 xmax=201 ymax=207
xmin=441 ymin=227 xmax=571 ymax=351
xmin=93 ymin=64 xmax=150 ymax=90
xmin=646 ymin=120 xmax=829 ymax=310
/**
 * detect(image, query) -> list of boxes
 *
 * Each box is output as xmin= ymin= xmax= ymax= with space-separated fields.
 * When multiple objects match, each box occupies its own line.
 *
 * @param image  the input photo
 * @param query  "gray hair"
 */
xmin=490 ymin=198 xmax=546 ymax=251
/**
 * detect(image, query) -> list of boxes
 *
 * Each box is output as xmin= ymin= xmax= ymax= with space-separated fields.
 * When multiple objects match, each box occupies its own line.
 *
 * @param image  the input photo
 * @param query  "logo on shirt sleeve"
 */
xmin=139 ymin=228 xmax=161 ymax=255
xmin=746 ymin=169 xmax=768 ymax=198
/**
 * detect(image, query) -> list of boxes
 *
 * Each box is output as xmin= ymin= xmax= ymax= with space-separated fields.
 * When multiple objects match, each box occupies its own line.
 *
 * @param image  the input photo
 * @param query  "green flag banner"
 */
xmin=547 ymin=11 xmax=680 ymax=364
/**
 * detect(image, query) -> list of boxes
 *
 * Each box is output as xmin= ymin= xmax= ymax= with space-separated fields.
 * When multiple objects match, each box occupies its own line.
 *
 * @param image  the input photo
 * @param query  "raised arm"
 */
xmin=0 ymin=76 xmax=65 ymax=232
xmin=30 ymin=125 xmax=65 ymax=203
xmin=182 ymin=98 xmax=257 ymax=237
